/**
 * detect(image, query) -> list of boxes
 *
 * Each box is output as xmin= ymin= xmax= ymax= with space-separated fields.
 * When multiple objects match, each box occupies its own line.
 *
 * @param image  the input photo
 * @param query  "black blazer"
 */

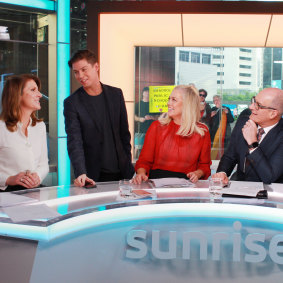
xmin=210 ymin=106 xmax=234 ymax=148
xmin=64 ymin=83 xmax=134 ymax=181
xmin=217 ymin=115 xmax=283 ymax=184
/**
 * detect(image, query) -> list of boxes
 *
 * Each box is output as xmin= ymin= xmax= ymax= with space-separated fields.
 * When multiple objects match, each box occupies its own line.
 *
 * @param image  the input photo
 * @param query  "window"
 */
xmin=0 ymin=7 xmax=49 ymax=125
xmin=239 ymin=56 xmax=252 ymax=61
xmin=214 ymin=64 xmax=224 ymax=67
xmin=239 ymin=73 xmax=252 ymax=77
xmin=135 ymin=46 xmax=277 ymax=161
xmin=191 ymin=52 xmax=200 ymax=63
xmin=239 ymin=65 xmax=252 ymax=69
xmin=273 ymin=48 xmax=283 ymax=80
xmin=213 ymin=55 xmax=224 ymax=59
xmin=240 ymin=48 xmax=252 ymax=53
xmin=202 ymin=54 xmax=211 ymax=64
xmin=179 ymin=51 xmax=189 ymax=62
xmin=71 ymin=0 xmax=87 ymax=52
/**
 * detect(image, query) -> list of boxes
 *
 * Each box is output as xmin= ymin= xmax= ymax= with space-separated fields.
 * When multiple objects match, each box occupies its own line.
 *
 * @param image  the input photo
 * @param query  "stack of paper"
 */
xmin=117 ymin=189 xmax=156 ymax=201
xmin=150 ymin=178 xmax=194 ymax=188
xmin=222 ymin=181 xmax=264 ymax=198
xmin=0 ymin=193 xmax=61 ymax=222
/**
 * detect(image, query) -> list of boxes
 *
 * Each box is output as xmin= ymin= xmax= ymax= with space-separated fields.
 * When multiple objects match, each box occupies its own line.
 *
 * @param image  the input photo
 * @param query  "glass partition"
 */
xmin=0 ymin=7 xmax=49 ymax=128
xmin=134 ymin=46 xmax=283 ymax=160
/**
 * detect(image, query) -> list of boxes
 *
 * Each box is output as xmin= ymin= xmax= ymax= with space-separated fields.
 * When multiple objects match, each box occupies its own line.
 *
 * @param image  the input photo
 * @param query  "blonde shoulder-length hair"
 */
xmin=159 ymin=85 xmax=206 ymax=137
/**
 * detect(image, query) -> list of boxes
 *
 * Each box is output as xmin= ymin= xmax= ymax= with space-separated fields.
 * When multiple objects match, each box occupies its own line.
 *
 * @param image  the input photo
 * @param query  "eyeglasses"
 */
xmin=199 ymin=94 xmax=206 ymax=98
xmin=251 ymin=96 xmax=277 ymax=111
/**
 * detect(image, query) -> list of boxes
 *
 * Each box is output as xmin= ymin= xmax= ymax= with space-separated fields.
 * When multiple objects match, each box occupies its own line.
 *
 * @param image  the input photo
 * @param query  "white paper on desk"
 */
xmin=116 ymin=189 xmax=157 ymax=201
xmin=222 ymin=197 xmax=265 ymax=205
xmin=150 ymin=178 xmax=194 ymax=188
xmin=0 ymin=193 xmax=37 ymax=207
xmin=3 ymin=204 xmax=61 ymax=223
xmin=223 ymin=181 xmax=264 ymax=197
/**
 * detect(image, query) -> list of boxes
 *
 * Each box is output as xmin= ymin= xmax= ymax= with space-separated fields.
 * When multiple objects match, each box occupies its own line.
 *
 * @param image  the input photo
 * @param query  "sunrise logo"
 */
xmin=126 ymin=221 xmax=283 ymax=264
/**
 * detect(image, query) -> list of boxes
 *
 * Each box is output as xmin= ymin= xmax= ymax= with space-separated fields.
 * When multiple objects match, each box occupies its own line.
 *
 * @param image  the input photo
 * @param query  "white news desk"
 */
xmin=0 ymin=180 xmax=283 ymax=283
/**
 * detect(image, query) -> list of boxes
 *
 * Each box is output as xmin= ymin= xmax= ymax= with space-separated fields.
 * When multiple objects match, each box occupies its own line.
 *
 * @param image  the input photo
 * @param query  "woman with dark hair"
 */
xmin=0 ymin=74 xmax=49 ymax=191
xmin=132 ymin=85 xmax=211 ymax=184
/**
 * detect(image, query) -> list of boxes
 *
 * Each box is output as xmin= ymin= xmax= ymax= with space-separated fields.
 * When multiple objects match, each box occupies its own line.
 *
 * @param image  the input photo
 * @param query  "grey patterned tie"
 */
xmin=257 ymin=128 xmax=265 ymax=142
xmin=244 ymin=128 xmax=265 ymax=172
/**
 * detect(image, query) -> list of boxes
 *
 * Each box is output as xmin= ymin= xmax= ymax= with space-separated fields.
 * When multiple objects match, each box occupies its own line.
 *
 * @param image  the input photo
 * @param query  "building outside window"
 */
xmin=135 ymin=46 xmax=277 ymax=160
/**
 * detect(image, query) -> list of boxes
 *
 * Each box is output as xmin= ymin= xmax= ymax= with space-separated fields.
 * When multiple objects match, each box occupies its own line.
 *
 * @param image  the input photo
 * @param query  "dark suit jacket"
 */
xmin=64 ymin=83 xmax=134 ymax=181
xmin=200 ymin=103 xmax=212 ymax=128
xmin=217 ymin=115 xmax=283 ymax=184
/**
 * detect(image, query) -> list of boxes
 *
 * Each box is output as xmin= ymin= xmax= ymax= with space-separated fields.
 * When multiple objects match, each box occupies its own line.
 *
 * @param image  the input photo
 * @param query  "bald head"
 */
xmin=260 ymin=88 xmax=283 ymax=116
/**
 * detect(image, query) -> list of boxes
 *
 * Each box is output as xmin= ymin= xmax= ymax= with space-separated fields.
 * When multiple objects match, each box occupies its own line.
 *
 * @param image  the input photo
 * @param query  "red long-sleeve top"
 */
xmin=135 ymin=120 xmax=211 ymax=179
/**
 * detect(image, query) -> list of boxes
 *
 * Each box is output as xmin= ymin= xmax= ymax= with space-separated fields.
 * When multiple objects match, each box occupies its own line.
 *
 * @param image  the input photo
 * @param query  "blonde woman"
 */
xmin=133 ymin=85 xmax=211 ymax=184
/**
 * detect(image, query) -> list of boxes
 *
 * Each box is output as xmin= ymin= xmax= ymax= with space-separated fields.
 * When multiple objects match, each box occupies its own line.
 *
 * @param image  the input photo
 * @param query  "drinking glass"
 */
xmin=119 ymin=179 xmax=133 ymax=197
xmin=209 ymin=178 xmax=223 ymax=199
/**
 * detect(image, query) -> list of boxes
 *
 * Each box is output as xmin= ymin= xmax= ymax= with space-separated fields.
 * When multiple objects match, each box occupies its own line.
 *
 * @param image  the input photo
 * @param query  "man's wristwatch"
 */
xmin=248 ymin=142 xmax=259 ymax=149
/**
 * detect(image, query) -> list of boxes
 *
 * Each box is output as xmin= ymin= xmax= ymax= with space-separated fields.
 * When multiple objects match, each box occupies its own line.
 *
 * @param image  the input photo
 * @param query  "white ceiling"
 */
xmin=183 ymin=14 xmax=271 ymax=47
xmin=182 ymin=13 xmax=283 ymax=47
xmin=100 ymin=13 xmax=283 ymax=48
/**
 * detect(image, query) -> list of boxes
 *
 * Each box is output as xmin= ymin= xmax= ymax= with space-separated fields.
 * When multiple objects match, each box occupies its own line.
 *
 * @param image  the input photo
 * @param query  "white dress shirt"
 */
xmin=0 ymin=120 xmax=49 ymax=190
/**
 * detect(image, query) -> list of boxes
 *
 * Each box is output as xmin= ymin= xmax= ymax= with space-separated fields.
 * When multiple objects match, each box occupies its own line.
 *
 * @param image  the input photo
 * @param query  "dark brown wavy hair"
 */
xmin=68 ymin=49 xmax=98 ymax=68
xmin=0 ymin=74 xmax=42 ymax=132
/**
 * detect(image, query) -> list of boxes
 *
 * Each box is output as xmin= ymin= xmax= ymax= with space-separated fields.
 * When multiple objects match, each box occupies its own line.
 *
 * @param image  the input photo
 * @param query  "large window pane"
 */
xmin=0 ymin=7 xmax=49 ymax=129
xmin=135 ymin=46 xmax=283 ymax=160
xmin=71 ymin=0 xmax=87 ymax=53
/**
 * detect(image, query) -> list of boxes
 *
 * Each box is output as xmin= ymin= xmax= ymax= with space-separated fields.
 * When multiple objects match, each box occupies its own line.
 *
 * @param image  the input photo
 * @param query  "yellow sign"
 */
xmin=149 ymin=85 xmax=175 ymax=113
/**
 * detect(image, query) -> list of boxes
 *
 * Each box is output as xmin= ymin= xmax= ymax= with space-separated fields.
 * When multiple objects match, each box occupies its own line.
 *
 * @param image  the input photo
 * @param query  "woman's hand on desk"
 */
xmin=187 ymin=170 xmax=203 ymax=183
xmin=5 ymin=171 xmax=38 ymax=188
xmin=21 ymin=172 xmax=41 ymax=188
xmin=132 ymin=169 xmax=148 ymax=185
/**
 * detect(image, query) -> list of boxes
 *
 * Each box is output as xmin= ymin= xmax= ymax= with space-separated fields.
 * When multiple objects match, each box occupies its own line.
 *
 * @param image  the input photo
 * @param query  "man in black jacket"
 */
xmin=64 ymin=50 xmax=134 ymax=186
xmin=213 ymin=88 xmax=283 ymax=184
xmin=199 ymin=88 xmax=212 ymax=128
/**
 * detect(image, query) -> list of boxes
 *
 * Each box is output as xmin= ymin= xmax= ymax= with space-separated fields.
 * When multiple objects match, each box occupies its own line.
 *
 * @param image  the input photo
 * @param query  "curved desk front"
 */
xmin=0 ymin=181 xmax=283 ymax=283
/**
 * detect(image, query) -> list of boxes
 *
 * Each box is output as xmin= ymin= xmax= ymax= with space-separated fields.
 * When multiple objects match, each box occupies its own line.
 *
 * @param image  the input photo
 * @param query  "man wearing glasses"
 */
xmin=199 ymin=89 xmax=212 ymax=127
xmin=213 ymin=88 xmax=283 ymax=184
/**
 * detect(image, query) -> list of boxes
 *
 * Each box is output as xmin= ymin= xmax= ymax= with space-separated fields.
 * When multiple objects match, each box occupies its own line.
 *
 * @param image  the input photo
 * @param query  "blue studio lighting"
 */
xmin=1 ymin=203 xmax=283 ymax=242
xmin=0 ymin=0 xmax=55 ymax=11
xmin=58 ymin=137 xmax=70 ymax=186
xmin=57 ymin=0 xmax=71 ymax=186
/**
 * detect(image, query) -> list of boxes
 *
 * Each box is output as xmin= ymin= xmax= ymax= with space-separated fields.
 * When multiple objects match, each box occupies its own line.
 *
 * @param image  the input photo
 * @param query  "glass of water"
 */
xmin=119 ymin=179 xmax=133 ymax=197
xmin=209 ymin=178 xmax=223 ymax=200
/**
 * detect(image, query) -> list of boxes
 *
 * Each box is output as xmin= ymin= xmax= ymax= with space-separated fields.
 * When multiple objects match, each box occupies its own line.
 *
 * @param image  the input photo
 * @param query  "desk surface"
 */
xmin=2 ymin=181 xmax=283 ymax=283
xmin=0 ymin=180 xmax=283 ymax=241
